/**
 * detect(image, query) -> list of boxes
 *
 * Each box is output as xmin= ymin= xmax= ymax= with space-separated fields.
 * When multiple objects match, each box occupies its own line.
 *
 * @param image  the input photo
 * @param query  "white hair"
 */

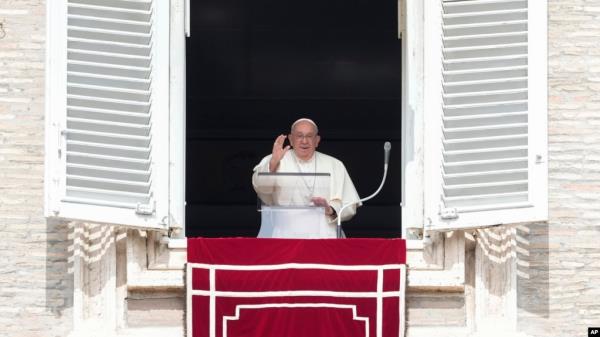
xmin=290 ymin=118 xmax=319 ymax=134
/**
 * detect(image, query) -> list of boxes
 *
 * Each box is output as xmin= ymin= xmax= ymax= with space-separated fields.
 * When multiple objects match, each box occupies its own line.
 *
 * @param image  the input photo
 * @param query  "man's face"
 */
xmin=289 ymin=121 xmax=320 ymax=161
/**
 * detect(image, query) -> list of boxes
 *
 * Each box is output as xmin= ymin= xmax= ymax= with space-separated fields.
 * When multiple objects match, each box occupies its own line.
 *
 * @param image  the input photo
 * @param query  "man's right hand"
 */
xmin=269 ymin=134 xmax=290 ymax=172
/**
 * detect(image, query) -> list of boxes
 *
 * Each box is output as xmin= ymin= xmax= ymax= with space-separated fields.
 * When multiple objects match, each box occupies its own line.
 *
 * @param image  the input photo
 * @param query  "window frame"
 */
xmin=400 ymin=0 xmax=426 ymax=239
xmin=419 ymin=0 xmax=548 ymax=231
xmin=45 ymin=0 xmax=547 ymax=237
xmin=44 ymin=0 xmax=178 ymax=230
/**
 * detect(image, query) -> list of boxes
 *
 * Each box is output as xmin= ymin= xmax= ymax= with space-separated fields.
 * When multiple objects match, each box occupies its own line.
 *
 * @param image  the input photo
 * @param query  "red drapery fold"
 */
xmin=187 ymin=238 xmax=406 ymax=337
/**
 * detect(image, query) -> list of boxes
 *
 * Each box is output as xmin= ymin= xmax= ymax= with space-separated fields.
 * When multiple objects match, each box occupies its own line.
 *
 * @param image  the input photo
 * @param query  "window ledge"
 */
xmin=128 ymin=269 xmax=184 ymax=290
xmin=117 ymin=327 xmax=184 ymax=337
xmin=167 ymin=238 xmax=187 ymax=249
xmin=406 ymin=239 xmax=424 ymax=250
xmin=167 ymin=238 xmax=421 ymax=250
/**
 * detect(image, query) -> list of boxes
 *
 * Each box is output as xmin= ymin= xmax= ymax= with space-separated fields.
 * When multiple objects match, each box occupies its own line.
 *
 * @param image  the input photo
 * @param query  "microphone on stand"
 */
xmin=384 ymin=141 xmax=391 ymax=167
xmin=336 ymin=142 xmax=392 ymax=238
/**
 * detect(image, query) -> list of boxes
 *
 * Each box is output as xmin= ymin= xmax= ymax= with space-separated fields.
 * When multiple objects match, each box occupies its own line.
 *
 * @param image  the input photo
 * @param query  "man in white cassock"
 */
xmin=252 ymin=118 xmax=361 ymax=238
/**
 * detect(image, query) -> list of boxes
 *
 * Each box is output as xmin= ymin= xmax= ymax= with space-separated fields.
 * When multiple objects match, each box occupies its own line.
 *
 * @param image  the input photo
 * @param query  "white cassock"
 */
xmin=252 ymin=150 xmax=361 ymax=238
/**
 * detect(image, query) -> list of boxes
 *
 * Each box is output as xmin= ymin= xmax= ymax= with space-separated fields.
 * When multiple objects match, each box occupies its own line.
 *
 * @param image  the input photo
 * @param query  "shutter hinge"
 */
xmin=136 ymin=199 xmax=156 ymax=215
xmin=56 ymin=124 xmax=67 ymax=158
xmin=535 ymin=154 xmax=544 ymax=164
xmin=439 ymin=206 xmax=459 ymax=220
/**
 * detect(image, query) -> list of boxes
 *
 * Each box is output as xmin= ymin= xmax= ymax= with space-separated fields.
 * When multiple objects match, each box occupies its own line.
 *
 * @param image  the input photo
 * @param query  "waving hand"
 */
xmin=269 ymin=134 xmax=290 ymax=172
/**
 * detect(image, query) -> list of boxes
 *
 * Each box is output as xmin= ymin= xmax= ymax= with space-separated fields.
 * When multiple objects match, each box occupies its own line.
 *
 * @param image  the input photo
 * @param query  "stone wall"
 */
xmin=544 ymin=1 xmax=600 ymax=336
xmin=0 ymin=3 xmax=184 ymax=336
xmin=2 ymin=1 xmax=600 ymax=337
xmin=0 ymin=1 xmax=74 ymax=337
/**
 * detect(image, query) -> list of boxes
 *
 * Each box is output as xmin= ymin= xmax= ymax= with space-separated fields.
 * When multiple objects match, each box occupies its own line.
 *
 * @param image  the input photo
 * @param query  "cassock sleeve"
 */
xmin=328 ymin=159 xmax=361 ymax=223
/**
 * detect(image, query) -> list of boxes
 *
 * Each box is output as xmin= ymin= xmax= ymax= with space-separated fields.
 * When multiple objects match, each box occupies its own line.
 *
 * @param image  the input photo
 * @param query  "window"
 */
xmin=185 ymin=0 xmax=403 ymax=238
xmin=45 ymin=0 xmax=547 ymax=236
xmin=45 ymin=0 xmax=176 ymax=229
xmin=421 ymin=0 xmax=548 ymax=230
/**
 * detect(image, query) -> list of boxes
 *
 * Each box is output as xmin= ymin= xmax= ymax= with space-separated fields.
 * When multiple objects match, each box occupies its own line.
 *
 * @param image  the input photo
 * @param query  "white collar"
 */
xmin=292 ymin=150 xmax=317 ymax=164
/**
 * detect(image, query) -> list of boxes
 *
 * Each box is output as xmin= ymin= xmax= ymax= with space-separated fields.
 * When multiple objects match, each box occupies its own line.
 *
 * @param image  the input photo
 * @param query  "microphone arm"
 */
xmin=336 ymin=142 xmax=391 ymax=238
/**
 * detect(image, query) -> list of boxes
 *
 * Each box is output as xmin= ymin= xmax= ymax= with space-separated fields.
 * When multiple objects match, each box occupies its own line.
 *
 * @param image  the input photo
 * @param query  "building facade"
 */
xmin=0 ymin=1 xmax=599 ymax=337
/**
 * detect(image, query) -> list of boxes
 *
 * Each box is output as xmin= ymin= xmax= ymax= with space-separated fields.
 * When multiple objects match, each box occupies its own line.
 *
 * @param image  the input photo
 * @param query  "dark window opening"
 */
xmin=186 ymin=0 xmax=402 ymax=237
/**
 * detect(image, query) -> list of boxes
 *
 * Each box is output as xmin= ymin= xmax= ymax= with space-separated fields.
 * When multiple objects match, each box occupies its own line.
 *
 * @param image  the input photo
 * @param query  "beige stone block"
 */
xmin=406 ymin=292 xmax=465 ymax=327
xmin=126 ymin=297 xmax=185 ymax=328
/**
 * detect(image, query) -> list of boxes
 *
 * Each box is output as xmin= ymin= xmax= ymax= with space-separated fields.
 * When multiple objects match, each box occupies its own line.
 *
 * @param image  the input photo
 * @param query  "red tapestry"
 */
xmin=187 ymin=238 xmax=406 ymax=337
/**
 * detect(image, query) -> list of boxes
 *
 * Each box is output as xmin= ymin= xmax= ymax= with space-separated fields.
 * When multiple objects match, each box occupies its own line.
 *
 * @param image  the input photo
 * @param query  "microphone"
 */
xmin=384 ymin=142 xmax=391 ymax=166
xmin=337 ymin=141 xmax=391 ymax=238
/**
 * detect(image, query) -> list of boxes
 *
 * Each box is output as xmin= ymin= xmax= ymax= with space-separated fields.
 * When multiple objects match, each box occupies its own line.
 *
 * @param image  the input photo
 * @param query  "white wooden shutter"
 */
xmin=45 ymin=0 xmax=170 ymax=228
xmin=424 ymin=0 xmax=547 ymax=230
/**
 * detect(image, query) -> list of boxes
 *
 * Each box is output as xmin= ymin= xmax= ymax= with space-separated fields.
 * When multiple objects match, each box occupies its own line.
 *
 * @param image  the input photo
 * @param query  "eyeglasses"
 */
xmin=292 ymin=133 xmax=317 ymax=141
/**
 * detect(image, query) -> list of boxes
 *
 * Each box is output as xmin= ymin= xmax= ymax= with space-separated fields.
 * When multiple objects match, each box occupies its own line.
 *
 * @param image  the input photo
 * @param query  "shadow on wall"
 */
xmin=516 ymin=223 xmax=550 ymax=325
xmin=468 ymin=224 xmax=547 ymax=335
xmin=45 ymin=218 xmax=74 ymax=319
xmin=474 ymin=224 xmax=549 ymax=321
xmin=475 ymin=226 xmax=518 ymax=302
xmin=46 ymin=219 xmax=124 ymax=331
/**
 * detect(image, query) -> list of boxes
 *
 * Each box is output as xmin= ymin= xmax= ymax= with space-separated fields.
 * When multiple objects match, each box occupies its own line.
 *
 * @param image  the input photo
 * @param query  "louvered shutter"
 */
xmin=424 ymin=0 xmax=547 ymax=230
xmin=45 ymin=0 xmax=170 ymax=228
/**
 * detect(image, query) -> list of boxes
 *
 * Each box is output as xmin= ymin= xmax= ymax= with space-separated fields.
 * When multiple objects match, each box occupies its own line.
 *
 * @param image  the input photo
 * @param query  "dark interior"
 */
xmin=186 ymin=0 xmax=402 ymax=237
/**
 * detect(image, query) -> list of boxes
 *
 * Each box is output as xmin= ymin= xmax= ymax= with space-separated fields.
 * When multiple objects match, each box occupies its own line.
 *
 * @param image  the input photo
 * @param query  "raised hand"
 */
xmin=269 ymin=134 xmax=290 ymax=172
